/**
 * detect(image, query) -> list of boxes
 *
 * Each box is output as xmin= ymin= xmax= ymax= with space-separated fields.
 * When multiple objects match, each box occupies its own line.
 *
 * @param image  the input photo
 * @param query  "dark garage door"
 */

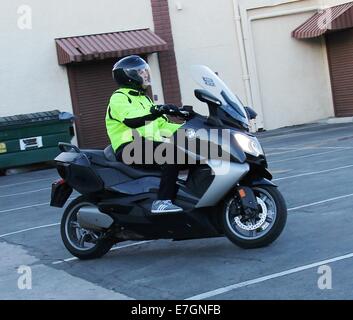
xmin=327 ymin=28 xmax=353 ymax=117
xmin=67 ymin=59 xmax=117 ymax=149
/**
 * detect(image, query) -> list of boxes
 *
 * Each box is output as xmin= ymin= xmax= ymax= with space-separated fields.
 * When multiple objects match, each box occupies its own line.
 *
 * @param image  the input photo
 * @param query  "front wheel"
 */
xmin=222 ymin=185 xmax=287 ymax=249
xmin=60 ymin=196 xmax=115 ymax=260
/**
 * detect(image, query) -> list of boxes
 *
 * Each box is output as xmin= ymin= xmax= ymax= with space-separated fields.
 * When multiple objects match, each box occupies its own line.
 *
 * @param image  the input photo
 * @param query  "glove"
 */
xmin=164 ymin=104 xmax=180 ymax=115
xmin=180 ymin=105 xmax=195 ymax=119
xmin=150 ymin=104 xmax=180 ymax=116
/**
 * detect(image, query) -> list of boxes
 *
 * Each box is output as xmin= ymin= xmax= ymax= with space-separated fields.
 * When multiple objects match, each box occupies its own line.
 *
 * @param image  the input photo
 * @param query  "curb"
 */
xmin=318 ymin=117 xmax=353 ymax=124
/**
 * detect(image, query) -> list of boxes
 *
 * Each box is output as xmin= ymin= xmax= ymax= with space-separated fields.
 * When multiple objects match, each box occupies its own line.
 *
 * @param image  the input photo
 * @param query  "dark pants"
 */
xmin=115 ymin=139 xmax=190 ymax=200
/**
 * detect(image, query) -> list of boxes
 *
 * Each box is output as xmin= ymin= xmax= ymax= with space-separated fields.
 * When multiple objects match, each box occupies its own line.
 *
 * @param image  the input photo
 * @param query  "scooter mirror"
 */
xmin=194 ymin=89 xmax=222 ymax=106
xmin=245 ymin=106 xmax=257 ymax=120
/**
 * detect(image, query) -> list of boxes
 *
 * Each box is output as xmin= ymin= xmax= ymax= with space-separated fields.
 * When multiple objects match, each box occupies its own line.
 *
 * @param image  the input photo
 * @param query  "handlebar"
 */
xmin=166 ymin=105 xmax=194 ymax=119
xmin=169 ymin=109 xmax=190 ymax=118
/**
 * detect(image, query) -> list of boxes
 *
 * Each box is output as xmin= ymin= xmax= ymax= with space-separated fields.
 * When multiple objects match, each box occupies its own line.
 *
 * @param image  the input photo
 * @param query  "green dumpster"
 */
xmin=0 ymin=110 xmax=75 ymax=170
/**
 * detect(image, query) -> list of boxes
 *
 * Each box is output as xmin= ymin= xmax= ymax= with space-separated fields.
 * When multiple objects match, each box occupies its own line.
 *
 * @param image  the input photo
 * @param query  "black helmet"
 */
xmin=112 ymin=55 xmax=151 ymax=91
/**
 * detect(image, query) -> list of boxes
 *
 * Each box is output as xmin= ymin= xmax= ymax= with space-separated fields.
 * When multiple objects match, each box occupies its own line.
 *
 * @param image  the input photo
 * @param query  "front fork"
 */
xmin=236 ymin=165 xmax=277 ymax=218
xmin=236 ymin=186 xmax=258 ymax=214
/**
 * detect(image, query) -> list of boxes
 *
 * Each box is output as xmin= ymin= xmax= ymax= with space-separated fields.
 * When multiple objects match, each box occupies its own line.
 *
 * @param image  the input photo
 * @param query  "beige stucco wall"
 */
xmin=168 ymin=0 xmax=248 ymax=117
xmin=1 ymin=0 xmax=348 ymax=131
xmin=249 ymin=8 xmax=334 ymax=129
xmin=324 ymin=0 xmax=353 ymax=6
xmin=0 ymin=0 xmax=164 ymax=119
xmin=241 ymin=0 xmax=337 ymax=129
xmin=169 ymin=0 xmax=339 ymax=130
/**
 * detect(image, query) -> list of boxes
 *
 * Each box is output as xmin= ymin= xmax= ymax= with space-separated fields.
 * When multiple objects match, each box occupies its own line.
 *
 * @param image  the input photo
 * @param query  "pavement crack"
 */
xmin=0 ymin=238 xmax=60 ymax=264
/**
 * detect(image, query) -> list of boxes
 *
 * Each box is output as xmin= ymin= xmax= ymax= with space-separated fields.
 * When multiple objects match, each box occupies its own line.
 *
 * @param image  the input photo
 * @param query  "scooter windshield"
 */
xmin=190 ymin=65 xmax=249 ymax=127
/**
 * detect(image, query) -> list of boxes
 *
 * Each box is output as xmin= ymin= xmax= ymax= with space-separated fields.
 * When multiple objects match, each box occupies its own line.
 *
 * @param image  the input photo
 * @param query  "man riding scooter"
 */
xmin=106 ymin=55 xmax=188 ymax=214
xmin=52 ymin=63 xmax=287 ymax=260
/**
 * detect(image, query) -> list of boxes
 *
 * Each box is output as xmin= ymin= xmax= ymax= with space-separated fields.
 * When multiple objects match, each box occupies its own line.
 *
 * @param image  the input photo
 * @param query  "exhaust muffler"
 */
xmin=77 ymin=207 xmax=114 ymax=231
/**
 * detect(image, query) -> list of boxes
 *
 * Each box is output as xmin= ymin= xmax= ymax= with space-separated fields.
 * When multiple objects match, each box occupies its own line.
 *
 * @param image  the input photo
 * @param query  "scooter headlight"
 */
xmin=234 ymin=133 xmax=264 ymax=157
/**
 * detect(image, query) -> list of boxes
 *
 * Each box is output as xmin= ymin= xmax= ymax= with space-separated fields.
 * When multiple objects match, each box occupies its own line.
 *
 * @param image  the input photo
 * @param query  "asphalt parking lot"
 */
xmin=1 ymin=122 xmax=353 ymax=300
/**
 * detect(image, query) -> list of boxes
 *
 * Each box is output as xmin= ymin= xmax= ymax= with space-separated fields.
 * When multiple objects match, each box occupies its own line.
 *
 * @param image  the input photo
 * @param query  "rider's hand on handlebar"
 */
xmin=151 ymin=104 xmax=181 ymax=116
xmin=151 ymin=104 xmax=195 ymax=121
xmin=179 ymin=105 xmax=195 ymax=119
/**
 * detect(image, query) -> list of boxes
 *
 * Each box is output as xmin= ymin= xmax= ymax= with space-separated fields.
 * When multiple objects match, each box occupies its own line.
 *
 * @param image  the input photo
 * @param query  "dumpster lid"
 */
xmin=0 ymin=110 xmax=74 ymax=128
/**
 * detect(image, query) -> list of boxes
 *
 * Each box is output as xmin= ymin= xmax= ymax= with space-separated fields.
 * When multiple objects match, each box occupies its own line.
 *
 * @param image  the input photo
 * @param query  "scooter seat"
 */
xmin=81 ymin=149 xmax=105 ymax=158
xmin=103 ymin=145 xmax=117 ymax=162
xmin=102 ymin=145 xmax=162 ymax=179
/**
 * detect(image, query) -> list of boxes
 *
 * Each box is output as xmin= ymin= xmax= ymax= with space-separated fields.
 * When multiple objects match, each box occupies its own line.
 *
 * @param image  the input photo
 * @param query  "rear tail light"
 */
xmin=56 ymin=178 xmax=65 ymax=185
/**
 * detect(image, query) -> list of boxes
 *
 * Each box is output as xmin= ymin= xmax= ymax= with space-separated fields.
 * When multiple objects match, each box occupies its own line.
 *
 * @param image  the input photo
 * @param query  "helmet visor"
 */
xmin=124 ymin=64 xmax=151 ymax=89
xmin=137 ymin=66 xmax=151 ymax=88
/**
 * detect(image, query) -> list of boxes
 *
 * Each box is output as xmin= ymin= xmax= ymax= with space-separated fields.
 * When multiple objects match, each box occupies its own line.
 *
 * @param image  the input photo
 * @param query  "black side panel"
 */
xmin=55 ymin=152 xmax=104 ymax=194
xmin=98 ymin=194 xmax=221 ymax=240
xmin=95 ymin=167 xmax=130 ymax=187
xmin=240 ymin=166 xmax=273 ymax=185
xmin=64 ymin=163 xmax=104 ymax=194
xmin=185 ymin=165 xmax=215 ymax=198
xmin=108 ymin=177 xmax=160 ymax=195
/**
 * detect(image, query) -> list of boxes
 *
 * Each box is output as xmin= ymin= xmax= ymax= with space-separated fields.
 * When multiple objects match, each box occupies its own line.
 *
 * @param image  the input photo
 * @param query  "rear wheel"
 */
xmin=222 ymin=185 xmax=287 ymax=249
xmin=60 ymin=196 xmax=115 ymax=260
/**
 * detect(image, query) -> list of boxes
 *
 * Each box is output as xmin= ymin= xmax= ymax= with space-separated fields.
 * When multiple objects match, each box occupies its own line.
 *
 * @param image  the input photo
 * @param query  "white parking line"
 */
xmin=260 ymin=125 xmax=353 ymax=142
xmin=265 ymin=146 xmax=353 ymax=156
xmin=0 ymin=177 xmax=56 ymax=188
xmin=0 ymin=187 xmax=51 ymax=198
xmin=0 ymin=202 xmax=50 ymax=214
xmin=263 ymin=147 xmax=299 ymax=150
xmin=52 ymin=241 xmax=154 ymax=265
xmin=269 ymin=150 xmax=338 ymax=164
xmin=266 ymin=146 xmax=353 ymax=157
xmin=0 ymin=191 xmax=351 ymax=273
xmin=0 ymin=223 xmax=60 ymax=238
xmin=315 ymin=146 xmax=353 ymax=149
xmin=185 ymin=252 xmax=353 ymax=300
xmin=2 ymin=192 xmax=353 ymax=239
xmin=2 ymin=165 xmax=350 ymax=214
xmin=0 ymin=197 xmax=76 ymax=214
xmin=288 ymin=193 xmax=353 ymax=211
xmin=265 ymin=146 xmax=353 ymax=150
xmin=266 ymin=148 xmax=311 ymax=156
xmin=273 ymin=164 xmax=353 ymax=181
